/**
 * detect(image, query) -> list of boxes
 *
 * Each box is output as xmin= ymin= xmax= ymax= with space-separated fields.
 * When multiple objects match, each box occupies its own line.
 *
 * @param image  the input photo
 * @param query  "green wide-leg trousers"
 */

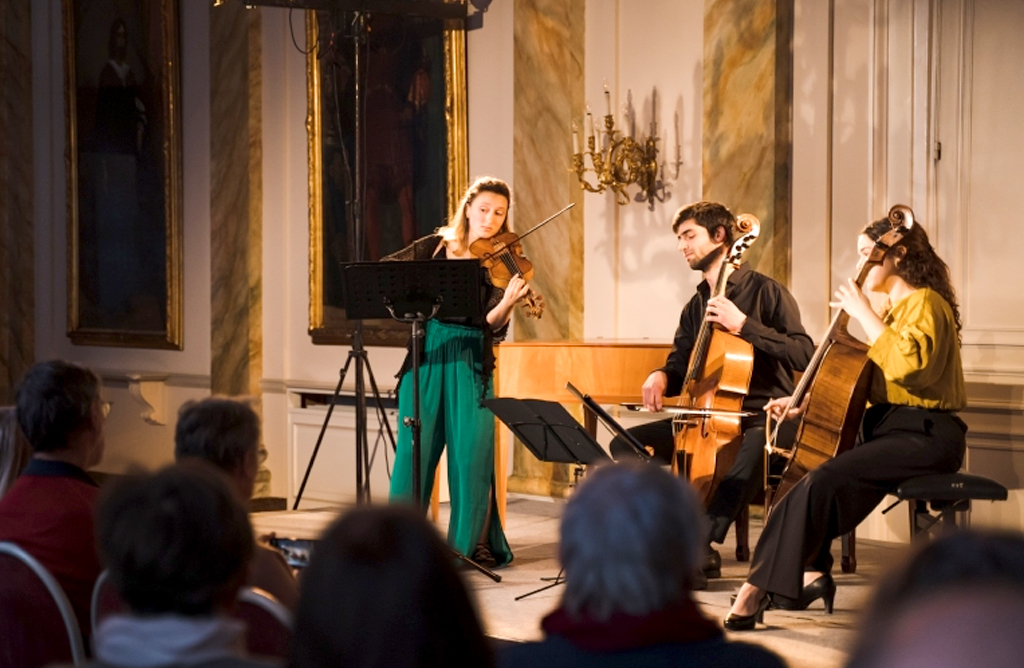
xmin=389 ymin=320 xmax=513 ymax=565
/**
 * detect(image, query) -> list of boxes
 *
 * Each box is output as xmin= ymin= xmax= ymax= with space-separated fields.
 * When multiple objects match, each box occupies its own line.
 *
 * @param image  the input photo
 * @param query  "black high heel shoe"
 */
xmin=723 ymin=594 xmax=771 ymax=631
xmin=770 ymin=574 xmax=836 ymax=613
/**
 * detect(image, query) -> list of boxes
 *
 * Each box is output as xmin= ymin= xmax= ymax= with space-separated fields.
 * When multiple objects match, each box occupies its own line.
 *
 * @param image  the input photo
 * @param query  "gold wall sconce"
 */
xmin=571 ymin=85 xmax=678 ymax=210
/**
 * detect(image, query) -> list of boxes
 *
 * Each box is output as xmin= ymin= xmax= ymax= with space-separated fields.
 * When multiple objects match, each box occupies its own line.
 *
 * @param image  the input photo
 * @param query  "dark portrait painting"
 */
xmin=308 ymin=10 xmax=468 ymax=345
xmin=64 ymin=0 xmax=182 ymax=349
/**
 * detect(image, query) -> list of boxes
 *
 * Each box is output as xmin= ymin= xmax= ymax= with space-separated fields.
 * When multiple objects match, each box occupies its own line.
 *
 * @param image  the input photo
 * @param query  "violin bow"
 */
xmin=512 ymin=203 xmax=576 ymax=242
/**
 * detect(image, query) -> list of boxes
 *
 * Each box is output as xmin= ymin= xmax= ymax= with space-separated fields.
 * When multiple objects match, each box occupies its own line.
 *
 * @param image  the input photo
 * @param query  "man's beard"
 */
xmin=691 ymin=244 xmax=725 ymax=273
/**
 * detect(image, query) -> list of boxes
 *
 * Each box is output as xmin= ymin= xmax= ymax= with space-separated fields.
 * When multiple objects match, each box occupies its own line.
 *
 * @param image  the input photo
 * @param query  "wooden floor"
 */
xmin=252 ymin=495 xmax=910 ymax=668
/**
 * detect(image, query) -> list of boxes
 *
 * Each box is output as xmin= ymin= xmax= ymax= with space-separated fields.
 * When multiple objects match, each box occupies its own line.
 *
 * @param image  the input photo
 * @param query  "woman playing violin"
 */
xmin=386 ymin=176 xmax=529 ymax=567
xmin=725 ymin=215 xmax=966 ymax=630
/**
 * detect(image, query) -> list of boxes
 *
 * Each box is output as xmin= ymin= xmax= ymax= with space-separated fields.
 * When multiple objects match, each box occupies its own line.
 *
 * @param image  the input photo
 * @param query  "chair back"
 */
xmin=234 ymin=586 xmax=293 ymax=659
xmin=0 ymin=541 xmax=86 ymax=667
xmin=90 ymin=569 xmax=128 ymax=637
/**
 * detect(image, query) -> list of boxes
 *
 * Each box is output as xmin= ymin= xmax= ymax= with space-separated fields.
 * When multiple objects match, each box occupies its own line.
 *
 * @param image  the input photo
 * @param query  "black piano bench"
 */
xmin=884 ymin=473 xmax=1008 ymax=542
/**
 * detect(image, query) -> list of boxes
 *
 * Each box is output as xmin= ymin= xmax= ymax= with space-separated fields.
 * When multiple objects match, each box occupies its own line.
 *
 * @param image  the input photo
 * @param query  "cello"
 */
xmin=672 ymin=215 xmax=760 ymax=503
xmin=764 ymin=204 xmax=916 ymax=512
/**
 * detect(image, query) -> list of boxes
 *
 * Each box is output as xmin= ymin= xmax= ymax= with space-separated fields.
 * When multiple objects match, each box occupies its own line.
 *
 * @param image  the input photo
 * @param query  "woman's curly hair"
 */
xmin=863 ymin=217 xmax=962 ymax=337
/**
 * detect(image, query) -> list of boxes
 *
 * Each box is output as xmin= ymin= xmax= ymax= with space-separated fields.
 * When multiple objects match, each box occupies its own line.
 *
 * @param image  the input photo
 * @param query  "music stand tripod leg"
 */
xmin=294 ymin=352 xmax=357 ymax=510
xmin=515 ymin=567 xmax=565 ymax=601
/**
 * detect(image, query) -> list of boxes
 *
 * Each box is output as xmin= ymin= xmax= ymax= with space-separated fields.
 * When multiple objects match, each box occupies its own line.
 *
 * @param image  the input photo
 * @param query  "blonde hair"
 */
xmin=0 ymin=407 xmax=31 ymax=498
xmin=437 ymin=176 xmax=511 ymax=253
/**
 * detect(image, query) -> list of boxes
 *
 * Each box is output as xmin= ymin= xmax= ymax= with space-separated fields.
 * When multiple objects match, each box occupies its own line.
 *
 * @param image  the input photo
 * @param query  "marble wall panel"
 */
xmin=0 ymin=1 xmax=34 ymax=402
xmin=508 ymin=0 xmax=584 ymax=496
xmin=703 ymin=0 xmax=792 ymax=281
xmin=512 ymin=0 xmax=585 ymax=342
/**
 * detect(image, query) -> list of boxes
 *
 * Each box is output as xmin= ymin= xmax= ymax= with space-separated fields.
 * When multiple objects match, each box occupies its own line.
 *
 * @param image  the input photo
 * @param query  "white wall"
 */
xmin=583 ymin=0 xmax=706 ymax=343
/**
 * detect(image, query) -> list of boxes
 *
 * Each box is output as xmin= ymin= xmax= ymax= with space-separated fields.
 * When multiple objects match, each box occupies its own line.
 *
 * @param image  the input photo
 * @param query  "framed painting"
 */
xmin=63 ymin=0 xmax=183 ymax=349
xmin=307 ymin=9 xmax=468 ymax=345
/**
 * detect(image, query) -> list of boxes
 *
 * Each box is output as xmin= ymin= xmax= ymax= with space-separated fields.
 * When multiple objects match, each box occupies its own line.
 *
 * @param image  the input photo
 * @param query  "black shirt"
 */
xmin=658 ymin=263 xmax=814 ymax=411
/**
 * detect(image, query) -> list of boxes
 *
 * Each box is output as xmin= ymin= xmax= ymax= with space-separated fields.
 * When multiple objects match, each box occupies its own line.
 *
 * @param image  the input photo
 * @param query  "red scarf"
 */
xmin=541 ymin=598 xmax=722 ymax=653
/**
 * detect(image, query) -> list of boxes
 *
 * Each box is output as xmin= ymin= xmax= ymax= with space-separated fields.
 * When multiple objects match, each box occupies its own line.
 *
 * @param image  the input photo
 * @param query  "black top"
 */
xmin=384 ymin=234 xmax=509 ymax=387
xmin=658 ymin=263 xmax=814 ymax=411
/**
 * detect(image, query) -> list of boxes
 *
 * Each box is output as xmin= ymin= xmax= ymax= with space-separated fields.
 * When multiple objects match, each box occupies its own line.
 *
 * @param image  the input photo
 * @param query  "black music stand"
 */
xmin=564 ymin=382 xmax=652 ymax=461
xmin=484 ymin=397 xmax=611 ymax=471
xmin=340 ymin=259 xmax=502 ymax=582
xmin=484 ymin=397 xmax=611 ymax=599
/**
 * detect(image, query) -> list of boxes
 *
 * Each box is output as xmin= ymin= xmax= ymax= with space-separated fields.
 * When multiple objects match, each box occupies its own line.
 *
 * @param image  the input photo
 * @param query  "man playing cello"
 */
xmin=610 ymin=201 xmax=814 ymax=587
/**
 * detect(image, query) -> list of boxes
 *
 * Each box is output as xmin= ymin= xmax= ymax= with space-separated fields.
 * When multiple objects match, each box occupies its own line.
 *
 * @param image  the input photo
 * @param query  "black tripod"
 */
xmin=292 ymin=321 xmax=396 ymax=508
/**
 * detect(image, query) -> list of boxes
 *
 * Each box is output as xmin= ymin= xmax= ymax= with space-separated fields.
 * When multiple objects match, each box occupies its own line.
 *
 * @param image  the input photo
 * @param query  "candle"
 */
xmin=674 ymin=110 xmax=681 ymax=161
xmin=629 ymin=90 xmax=635 ymax=138
xmin=586 ymin=108 xmax=594 ymax=141
xmin=604 ymin=80 xmax=612 ymax=117
xmin=572 ymin=121 xmax=580 ymax=154
xmin=651 ymin=88 xmax=657 ymax=135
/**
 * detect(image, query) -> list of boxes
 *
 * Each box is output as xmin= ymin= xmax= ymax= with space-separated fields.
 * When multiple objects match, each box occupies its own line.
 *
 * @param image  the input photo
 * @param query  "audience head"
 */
xmin=174 ymin=397 xmax=260 ymax=498
xmin=848 ymin=586 xmax=1024 ymax=668
xmin=289 ymin=505 xmax=493 ymax=668
xmin=0 ymin=407 xmax=31 ymax=496
xmin=559 ymin=462 xmax=706 ymax=621
xmin=97 ymin=463 xmax=254 ymax=616
xmin=15 ymin=360 xmax=105 ymax=465
xmin=847 ymin=529 xmax=1024 ymax=668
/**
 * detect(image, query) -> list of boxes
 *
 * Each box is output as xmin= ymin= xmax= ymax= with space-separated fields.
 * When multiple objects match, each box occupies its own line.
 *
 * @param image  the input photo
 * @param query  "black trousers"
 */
xmin=610 ymin=415 xmax=797 ymax=544
xmin=746 ymin=404 xmax=967 ymax=600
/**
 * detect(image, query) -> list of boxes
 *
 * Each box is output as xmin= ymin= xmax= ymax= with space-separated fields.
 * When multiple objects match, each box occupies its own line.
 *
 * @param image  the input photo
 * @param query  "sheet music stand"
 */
xmin=484 ymin=397 xmax=611 ymax=599
xmin=484 ymin=397 xmax=610 ymax=470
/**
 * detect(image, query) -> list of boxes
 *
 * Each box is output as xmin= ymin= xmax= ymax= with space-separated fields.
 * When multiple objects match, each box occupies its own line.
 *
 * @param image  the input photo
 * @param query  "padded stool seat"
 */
xmin=888 ymin=473 xmax=1008 ymax=541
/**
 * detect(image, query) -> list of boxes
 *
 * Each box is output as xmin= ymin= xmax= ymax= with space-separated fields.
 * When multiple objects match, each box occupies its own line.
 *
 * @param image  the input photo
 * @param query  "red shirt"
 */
xmin=0 ymin=459 xmax=102 ymax=637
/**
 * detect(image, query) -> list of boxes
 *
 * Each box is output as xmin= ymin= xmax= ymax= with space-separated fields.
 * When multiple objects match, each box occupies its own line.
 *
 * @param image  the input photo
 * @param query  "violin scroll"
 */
xmin=521 ymin=291 xmax=545 ymax=318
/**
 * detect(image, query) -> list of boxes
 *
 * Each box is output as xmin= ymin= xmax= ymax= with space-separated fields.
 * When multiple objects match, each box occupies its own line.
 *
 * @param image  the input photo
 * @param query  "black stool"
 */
xmin=884 ymin=473 xmax=1008 ymax=542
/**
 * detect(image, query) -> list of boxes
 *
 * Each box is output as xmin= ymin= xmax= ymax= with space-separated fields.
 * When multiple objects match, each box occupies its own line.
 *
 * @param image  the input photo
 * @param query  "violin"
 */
xmin=468 ymin=203 xmax=575 ymax=320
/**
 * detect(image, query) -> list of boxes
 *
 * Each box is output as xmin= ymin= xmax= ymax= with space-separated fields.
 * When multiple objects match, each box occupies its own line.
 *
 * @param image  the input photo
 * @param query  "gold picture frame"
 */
xmin=63 ymin=0 xmax=183 ymax=349
xmin=307 ymin=11 xmax=468 ymax=345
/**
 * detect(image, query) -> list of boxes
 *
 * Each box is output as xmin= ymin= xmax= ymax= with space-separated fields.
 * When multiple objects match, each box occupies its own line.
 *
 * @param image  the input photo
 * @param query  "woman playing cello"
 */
xmin=386 ymin=176 xmax=530 ymax=567
xmin=725 ymin=212 xmax=967 ymax=630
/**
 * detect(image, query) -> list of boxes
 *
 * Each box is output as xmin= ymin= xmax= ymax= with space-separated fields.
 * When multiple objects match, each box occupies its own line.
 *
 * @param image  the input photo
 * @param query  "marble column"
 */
xmin=703 ymin=0 xmax=793 ymax=282
xmin=507 ymin=0 xmax=584 ymax=498
xmin=0 ymin=2 xmax=34 ymax=403
xmin=210 ymin=5 xmax=267 ymax=494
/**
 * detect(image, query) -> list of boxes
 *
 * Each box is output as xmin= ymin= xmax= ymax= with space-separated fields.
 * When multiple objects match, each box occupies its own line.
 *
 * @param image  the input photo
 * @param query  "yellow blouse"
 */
xmin=867 ymin=287 xmax=966 ymax=411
